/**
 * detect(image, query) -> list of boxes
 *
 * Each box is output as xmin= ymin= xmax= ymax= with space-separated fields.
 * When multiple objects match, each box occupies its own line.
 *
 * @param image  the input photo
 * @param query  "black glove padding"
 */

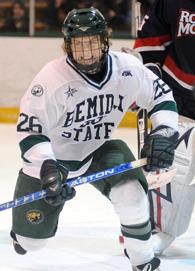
xmin=40 ymin=159 xmax=76 ymax=206
xmin=141 ymin=125 xmax=179 ymax=172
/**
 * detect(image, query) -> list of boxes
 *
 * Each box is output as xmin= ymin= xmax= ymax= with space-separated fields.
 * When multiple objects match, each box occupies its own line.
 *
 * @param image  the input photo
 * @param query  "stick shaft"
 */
xmin=137 ymin=108 xmax=148 ymax=158
xmin=134 ymin=1 xmax=148 ymax=158
xmin=0 ymin=158 xmax=147 ymax=212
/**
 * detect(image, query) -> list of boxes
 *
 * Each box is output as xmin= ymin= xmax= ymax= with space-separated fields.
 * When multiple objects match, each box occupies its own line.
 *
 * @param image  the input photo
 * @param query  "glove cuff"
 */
xmin=150 ymin=125 xmax=179 ymax=143
xmin=40 ymin=159 xmax=69 ymax=181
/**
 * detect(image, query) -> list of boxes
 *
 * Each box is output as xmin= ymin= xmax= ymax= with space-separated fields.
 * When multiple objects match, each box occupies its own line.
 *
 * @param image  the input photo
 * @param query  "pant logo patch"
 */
xmin=26 ymin=209 xmax=44 ymax=224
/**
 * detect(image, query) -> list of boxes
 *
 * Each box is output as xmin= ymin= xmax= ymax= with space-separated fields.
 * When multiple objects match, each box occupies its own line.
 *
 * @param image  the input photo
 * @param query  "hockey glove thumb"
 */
xmin=141 ymin=125 xmax=179 ymax=172
xmin=40 ymin=159 xmax=76 ymax=206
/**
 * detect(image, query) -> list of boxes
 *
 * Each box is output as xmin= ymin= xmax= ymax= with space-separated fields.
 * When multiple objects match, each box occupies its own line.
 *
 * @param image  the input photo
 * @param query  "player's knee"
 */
xmin=109 ymin=179 xmax=149 ymax=225
xmin=11 ymin=231 xmax=48 ymax=254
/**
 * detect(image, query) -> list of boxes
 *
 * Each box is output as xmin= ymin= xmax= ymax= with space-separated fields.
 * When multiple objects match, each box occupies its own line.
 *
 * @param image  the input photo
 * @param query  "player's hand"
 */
xmin=40 ymin=159 xmax=76 ymax=206
xmin=141 ymin=125 xmax=179 ymax=172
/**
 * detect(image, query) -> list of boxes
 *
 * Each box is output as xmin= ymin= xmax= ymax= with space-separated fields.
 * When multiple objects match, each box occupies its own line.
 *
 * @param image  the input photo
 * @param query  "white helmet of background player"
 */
xmin=62 ymin=7 xmax=110 ymax=74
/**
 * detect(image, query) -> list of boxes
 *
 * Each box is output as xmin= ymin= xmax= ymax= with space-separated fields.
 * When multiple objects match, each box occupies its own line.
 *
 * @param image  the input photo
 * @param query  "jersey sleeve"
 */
xmin=133 ymin=0 xmax=171 ymax=67
xmin=134 ymin=63 xmax=178 ymax=131
xmin=17 ymin=77 xmax=57 ymax=179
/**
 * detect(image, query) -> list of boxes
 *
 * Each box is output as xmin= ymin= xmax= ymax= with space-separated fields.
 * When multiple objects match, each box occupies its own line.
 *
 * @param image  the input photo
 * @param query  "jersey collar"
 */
xmin=66 ymin=54 xmax=112 ymax=90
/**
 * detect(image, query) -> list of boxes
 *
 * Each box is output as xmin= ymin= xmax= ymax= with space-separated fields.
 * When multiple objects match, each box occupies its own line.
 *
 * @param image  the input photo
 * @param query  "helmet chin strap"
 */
xmin=81 ymin=58 xmax=108 ymax=83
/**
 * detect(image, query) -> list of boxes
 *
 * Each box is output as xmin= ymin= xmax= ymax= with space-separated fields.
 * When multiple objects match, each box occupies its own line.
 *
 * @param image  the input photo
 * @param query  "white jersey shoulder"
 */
xmin=23 ymin=56 xmax=74 ymax=104
xmin=109 ymin=50 xmax=144 ymax=72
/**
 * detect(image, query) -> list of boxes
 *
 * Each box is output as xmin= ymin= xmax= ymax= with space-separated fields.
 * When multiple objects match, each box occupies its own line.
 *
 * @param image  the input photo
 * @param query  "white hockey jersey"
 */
xmin=17 ymin=51 xmax=178 ymax=178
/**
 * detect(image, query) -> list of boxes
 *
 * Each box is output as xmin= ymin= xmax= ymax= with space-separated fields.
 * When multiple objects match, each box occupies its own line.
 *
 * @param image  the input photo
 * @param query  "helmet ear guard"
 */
xmin=62 ymin=7 xmax=109 ymax=74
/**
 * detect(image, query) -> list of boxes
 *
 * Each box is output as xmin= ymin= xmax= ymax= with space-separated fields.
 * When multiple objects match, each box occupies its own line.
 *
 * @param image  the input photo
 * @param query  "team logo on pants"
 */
xmin=26 ymin=209 xmax=44 ymax=224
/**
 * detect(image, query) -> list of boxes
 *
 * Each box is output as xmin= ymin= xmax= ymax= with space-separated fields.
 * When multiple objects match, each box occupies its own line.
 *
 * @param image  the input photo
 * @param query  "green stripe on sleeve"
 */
xmin=19 ymin=135 xmax=50 ymax=163
xmin=148 ymin=101 xmax=178 ymax=118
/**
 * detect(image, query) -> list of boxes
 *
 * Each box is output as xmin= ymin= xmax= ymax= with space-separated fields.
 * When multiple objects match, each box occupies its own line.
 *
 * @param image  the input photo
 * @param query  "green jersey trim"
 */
xmin=148 ymin=101 xmax=177 ymax=118
xmin=19 ymin=135 xmax=50 ymax=163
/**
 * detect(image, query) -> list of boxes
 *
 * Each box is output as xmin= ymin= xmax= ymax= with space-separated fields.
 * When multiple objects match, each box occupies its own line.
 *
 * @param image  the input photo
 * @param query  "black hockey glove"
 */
xmin=141 ymin=125 xmax=179 ymax=172
xmin=40 ymin=159 xmax=76 ymax=206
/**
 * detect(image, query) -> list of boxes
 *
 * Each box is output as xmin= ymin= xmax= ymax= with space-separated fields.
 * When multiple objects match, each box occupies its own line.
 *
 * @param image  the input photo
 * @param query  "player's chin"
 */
xmin=78 ymin=57 xmax=100 ymax=65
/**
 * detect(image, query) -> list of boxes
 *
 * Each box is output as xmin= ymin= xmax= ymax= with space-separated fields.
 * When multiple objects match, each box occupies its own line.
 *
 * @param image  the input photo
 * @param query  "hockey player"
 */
xmin=132 ymin=0 xmax=195 ymax=255
xmin=11 ymin=7 xmax=179 ymax=271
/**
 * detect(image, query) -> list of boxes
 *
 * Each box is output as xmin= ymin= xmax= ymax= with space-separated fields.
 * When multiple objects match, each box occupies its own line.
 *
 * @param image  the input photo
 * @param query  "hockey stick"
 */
xmin=137 ymin=108 xmax=148 ymax=158
xmin=0 ymin=158 xmax=147 ymax=212
xmin=134 ymin=1 xmax=148 ymax=157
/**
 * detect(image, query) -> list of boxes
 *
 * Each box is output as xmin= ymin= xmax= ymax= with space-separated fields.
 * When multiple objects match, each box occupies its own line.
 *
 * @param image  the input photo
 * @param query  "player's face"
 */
xmin=71 ymin=35 xmax=102 ymax=67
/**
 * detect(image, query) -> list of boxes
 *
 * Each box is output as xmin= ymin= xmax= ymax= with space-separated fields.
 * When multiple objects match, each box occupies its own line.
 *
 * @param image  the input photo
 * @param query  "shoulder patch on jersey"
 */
xmin=31 ymin=84 xmax=44 ymax=97
xmin=65 ymin=86 xmax=78 ymax=99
